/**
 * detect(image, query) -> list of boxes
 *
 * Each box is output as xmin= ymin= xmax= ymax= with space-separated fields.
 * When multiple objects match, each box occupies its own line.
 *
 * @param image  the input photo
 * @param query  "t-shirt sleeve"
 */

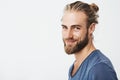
xmin=88 ymin=63 xmax=118 ymax=80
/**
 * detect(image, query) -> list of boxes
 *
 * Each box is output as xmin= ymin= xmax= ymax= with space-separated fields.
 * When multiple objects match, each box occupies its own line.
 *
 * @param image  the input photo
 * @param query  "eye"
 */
xmin=62 ymin=25 xmax=67 ymax=30
xmin=74 ymin=26 xmax=81 ymax=31
xmin=75 ymin=27 xmax=80 ymax=30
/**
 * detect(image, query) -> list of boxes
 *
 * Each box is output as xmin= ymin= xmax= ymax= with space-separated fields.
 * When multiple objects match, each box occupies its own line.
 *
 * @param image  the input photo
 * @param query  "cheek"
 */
xmin=62 ymin=31 xmax=66 ymax=38
xmin=73 ymin=31 xmax=87 ymax=41
xmin=73 ymin=31 xmax=81 ymax=39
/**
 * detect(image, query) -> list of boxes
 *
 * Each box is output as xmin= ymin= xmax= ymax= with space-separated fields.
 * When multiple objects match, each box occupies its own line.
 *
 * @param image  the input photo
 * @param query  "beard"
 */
xmin=63 ymin=31 xmax=89 ymax=55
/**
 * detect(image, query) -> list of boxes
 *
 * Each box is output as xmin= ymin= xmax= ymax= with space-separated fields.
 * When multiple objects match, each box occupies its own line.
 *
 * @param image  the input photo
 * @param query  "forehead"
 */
xmin=62 ymin=11 xmax=87 ymax=26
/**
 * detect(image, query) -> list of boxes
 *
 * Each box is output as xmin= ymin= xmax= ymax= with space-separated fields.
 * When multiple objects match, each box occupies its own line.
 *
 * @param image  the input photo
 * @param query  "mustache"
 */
xmin=64 ymin=38 xmax=77 ymax=41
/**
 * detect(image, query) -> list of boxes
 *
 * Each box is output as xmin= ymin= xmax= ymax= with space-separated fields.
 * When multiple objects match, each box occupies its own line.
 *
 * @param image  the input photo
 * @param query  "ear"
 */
xmin=88 ymin=23 xmax=96 ymax=35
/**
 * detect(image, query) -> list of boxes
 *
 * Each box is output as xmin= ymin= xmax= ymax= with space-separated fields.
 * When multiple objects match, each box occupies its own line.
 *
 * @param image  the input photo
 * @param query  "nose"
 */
xmin=64 ymin=29 xmax=73 ymax=39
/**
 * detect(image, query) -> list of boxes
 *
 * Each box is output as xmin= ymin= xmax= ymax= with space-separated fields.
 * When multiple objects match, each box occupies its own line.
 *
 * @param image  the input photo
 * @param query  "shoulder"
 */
xmin=89 ymin=50 xmax=114 ymax=68
xmin=88 ymin=62 xmax=118 ymax=80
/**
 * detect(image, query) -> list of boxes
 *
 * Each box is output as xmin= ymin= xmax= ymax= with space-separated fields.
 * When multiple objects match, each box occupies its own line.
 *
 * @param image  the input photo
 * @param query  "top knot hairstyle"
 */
xmin=64 ymin=1 xmax=99 ymax=28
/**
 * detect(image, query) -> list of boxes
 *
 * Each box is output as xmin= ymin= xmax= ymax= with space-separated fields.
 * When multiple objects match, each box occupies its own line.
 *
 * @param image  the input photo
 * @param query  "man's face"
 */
xmin=61 ymin=11 xmax=89 ymax=54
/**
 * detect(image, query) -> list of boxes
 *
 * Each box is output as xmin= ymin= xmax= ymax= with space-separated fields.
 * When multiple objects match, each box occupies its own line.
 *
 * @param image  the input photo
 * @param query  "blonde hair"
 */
xmin=64 ymin=1 xmax=99 ymax=28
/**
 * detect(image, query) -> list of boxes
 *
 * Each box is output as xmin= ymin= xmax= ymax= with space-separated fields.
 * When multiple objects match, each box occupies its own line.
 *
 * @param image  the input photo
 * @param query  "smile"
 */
xmin=65 ymin=40 xmax=76 ymax=45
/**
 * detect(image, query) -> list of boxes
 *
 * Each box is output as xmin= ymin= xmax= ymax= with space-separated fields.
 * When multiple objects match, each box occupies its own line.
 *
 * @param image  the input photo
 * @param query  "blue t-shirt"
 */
xmin=68 ymin=50 xmax=118 ymax=80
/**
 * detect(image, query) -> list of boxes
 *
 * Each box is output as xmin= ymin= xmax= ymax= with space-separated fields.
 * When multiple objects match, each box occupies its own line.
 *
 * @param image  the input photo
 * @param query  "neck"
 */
xmin=74 ymin=41 xmax=96 ymax=64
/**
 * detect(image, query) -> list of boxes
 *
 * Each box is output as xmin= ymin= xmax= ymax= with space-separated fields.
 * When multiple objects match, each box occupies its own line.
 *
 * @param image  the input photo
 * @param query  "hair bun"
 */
xmin=90 ymin=3 xmax=99 ymax=12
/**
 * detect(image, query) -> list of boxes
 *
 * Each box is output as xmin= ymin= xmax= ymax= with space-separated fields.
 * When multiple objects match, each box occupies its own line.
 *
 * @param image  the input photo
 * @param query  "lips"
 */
xmin=65 ymin=39 xmax=76 ymax=45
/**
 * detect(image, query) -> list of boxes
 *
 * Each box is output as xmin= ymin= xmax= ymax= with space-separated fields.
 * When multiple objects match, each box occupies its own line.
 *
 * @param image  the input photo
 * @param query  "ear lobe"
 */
xmin=89 ymin=23 xmax=96 ymax=34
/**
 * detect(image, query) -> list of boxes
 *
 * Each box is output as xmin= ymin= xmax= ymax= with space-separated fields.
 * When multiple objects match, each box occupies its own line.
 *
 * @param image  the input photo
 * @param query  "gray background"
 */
xmin=0 ymin=0 xmax=119 ymax=80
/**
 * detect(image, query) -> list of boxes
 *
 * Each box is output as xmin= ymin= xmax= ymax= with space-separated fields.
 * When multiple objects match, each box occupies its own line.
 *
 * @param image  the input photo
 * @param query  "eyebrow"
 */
xmin=71 ymin=25 xmax=82 ymax=28
xmin=61 ymin=24 xmax=66 ymax=27
xmin=61 ymin=24 xmax=82 ymax=28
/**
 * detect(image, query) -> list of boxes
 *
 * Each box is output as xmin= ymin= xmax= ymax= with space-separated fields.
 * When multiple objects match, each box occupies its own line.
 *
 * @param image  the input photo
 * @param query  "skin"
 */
xmin=61 ymin=11 xmax=96 ymax=76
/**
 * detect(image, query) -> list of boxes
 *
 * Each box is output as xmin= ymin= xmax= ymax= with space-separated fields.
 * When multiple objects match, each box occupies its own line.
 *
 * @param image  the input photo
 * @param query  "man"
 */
xmin=61 ymin=1 xmax=118 ymax=80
